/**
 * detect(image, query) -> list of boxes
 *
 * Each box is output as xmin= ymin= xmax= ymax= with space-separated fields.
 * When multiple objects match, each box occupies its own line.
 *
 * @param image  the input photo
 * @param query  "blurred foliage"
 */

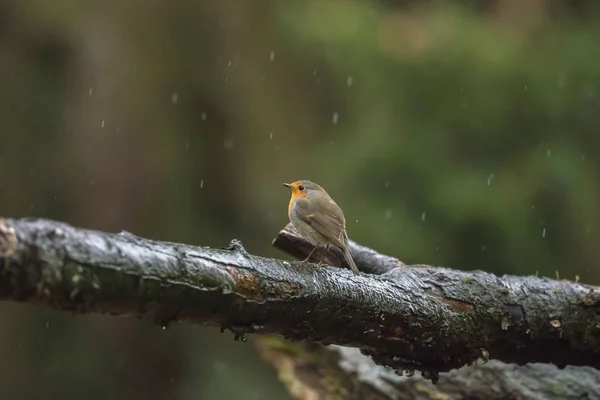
xmin=1 ymin=0 xmax=599 ymax=399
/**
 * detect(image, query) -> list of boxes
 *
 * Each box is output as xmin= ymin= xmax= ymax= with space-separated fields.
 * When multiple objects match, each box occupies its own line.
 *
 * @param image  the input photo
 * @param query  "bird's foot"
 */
xmin=315 ymin=244 xmax=329 ymax=266
xmin=303 ymin=246 xmax=318 ymax=263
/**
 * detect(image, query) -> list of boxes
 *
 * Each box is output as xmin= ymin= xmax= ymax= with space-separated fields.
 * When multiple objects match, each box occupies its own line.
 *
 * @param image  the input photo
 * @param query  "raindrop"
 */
xmin=224 ymin=138 xmax=234 ymax=150
xmin=171 ymin=92 xmax=178 ymax=103
xmin=524 ymin=85 xmax=527 ymax=90
xmin=481 ymin=245 xmax=486 ymax=252
xmin=531 ymin=204 xmax=535 ymax=209
xmin=346 ymin=76 xmax=354 ymax=87
xmin=269 ymin=132 xmax=273 ymax=139
xmin=384 ymin=209 xmax=393 ymax=219
xmin=200 ymin=180 xmax=204 ymax=189
xmin=355 ymin=219 xmax=359 ymax=223
xmin=162 ymin=326 xmax=167 ymax=330
xmin=385 ymin=181 xmax=390 ymax=188
xmin=487 ymin=173 xmax=494 ymax=186
xmin=185 ymin=142 xmax=190 ymax=150
xmin=228 ymin=60 xmax=233 ymax=66
xmin=546 ymin=149 xmax=551 ymax=157
xmin=269 ymin=50 xmax=275 ymax=61
xmin=88 ymin=87 xmax=93 ymax=95
xmin=201 ymin=112 xmax=207 ymax=121
xmin=45 ymin=321 xmax=50 ymax=328
xmin=542 ymin=228 xmax=546 ymax=238
xmin=421 ymin=212 xmax=426 ymax=221
xmin=581 ymin=155 xmax=586 ymax=162
xmin=101 ymin=120 xmax=105 ymax=128
xmin=332 ymin=112 xmax=339 ymax=124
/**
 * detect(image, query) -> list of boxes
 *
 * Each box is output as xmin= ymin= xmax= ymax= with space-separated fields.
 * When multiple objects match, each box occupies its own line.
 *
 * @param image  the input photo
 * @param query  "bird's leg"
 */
xmin=317 ymin=244 xmax=330 ymax=266
xmin=303 ymin=245 xmax=318 ymax=263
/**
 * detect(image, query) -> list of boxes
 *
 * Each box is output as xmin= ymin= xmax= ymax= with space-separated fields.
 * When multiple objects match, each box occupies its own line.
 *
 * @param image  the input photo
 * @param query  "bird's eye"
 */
xmin=298 ymin=185 xmax=304 ymax=191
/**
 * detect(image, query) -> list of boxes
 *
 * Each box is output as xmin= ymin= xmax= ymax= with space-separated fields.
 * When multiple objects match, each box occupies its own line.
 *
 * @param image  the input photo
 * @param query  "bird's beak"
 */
xmin=282 ymin=183 xmax=291 ymax=188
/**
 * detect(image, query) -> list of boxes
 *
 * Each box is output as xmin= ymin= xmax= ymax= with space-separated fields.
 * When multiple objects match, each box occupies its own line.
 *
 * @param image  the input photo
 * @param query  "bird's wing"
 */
xmin=294 ymin=198 xmax=346 ymax=247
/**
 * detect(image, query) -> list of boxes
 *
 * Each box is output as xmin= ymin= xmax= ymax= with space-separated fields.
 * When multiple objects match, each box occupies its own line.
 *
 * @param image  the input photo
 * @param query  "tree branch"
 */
xmin=274 ymin=224 xmax=600 ymax=377
xmin=258 ymin=340 xmax=600 ymax=400
xmin=1 ymin=218 xmax=599 ymax=383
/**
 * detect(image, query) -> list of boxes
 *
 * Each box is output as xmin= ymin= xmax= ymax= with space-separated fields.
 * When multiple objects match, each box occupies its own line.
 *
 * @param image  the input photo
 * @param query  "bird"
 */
xmin=282 ymin=180 xmax=359 ymax=275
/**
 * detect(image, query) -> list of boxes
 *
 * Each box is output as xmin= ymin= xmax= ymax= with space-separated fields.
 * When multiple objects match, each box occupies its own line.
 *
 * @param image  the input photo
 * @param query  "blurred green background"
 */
xmin=1 ymin=0 xmax=599 ymax=399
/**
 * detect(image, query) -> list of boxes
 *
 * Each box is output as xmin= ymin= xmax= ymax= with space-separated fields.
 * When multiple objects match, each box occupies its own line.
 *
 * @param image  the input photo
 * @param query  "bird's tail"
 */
xmin=341 ymin=244 xmax=360 ymax=275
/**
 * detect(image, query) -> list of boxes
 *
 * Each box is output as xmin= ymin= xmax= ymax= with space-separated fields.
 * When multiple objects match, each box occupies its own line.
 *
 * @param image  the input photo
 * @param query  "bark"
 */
xmin=0 ymin=218 xmax=599 ymax=385
xmin=257 ymin=340 xmax=600 ymax=400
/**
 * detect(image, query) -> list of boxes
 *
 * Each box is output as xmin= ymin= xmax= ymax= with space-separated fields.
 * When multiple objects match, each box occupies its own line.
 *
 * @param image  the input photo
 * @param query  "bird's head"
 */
xmin=282 ymin=180 xmax=325 ymax=201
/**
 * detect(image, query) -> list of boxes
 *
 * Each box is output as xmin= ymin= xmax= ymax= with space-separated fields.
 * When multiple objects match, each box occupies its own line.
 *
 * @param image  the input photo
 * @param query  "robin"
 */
xmin=282 ymin=180 xmax=359 ymax=275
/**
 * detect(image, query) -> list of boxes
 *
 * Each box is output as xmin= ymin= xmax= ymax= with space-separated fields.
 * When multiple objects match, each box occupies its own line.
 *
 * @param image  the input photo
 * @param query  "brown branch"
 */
xmin=273 ymin=223 xmax=600 ymax=381
xmin=0 ymin=218 xmax=599 ymax=385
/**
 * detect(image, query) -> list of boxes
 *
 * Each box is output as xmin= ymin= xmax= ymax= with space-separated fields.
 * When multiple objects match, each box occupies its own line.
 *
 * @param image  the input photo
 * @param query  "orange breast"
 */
xmin=287 ymin=191 xmax=310 ymax=219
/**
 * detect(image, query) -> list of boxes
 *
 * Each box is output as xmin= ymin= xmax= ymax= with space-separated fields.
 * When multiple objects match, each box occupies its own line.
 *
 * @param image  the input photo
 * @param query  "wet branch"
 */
xmin=0 ymin=218 xmax=599 ymax=383
xmin=258 ymin=341 xmax=600 ymax=400
xmin=273 ymin=224 xmax=600 ymax=378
